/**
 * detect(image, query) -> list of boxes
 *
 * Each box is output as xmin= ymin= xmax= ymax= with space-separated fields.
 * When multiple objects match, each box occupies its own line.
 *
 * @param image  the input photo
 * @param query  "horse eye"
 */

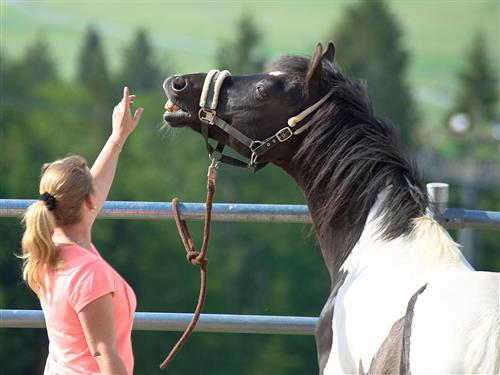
xmin=256 ymin=84 xmax=268 ymax=98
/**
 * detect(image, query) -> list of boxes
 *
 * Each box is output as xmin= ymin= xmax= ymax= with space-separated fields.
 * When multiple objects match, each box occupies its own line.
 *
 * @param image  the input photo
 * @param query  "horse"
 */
xmin=162 ymin=42 xmax=500 ymax=374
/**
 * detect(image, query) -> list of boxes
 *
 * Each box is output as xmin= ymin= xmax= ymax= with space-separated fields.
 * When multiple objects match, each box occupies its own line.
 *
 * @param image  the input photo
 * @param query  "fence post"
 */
xmin=426 ymin=182 xmax=449 ymax=216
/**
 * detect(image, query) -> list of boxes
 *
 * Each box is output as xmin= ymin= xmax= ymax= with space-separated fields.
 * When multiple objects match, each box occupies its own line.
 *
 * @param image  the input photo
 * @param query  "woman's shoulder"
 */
xmin=59 ymin=246 xmax=115 ymax=289
xmin=60 ymin=248 xmax=118 ymax=312
xmin=58 ymin=244 xmax=105 ymax=273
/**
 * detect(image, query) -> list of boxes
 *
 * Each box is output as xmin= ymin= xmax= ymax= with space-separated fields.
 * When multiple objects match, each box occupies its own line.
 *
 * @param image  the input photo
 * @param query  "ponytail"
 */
xmin=21 ymin=200 xmax=58 ymax=294
xmin=19 ymin=155 xmax=93 ymax=295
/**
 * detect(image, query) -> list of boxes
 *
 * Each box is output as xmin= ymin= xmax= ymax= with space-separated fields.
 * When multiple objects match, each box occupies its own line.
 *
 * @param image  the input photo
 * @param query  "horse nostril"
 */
xmin=172 ymin=76 xmax=187 ymax=91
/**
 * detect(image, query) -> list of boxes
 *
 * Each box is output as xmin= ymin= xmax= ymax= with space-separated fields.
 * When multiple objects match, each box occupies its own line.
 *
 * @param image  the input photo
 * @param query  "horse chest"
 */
xmin=324 ymin=235 xmax=466 ymax=374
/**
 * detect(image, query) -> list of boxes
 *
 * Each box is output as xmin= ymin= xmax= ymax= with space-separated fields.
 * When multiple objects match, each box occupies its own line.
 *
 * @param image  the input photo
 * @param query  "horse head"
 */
xmin=163 ymin=42 xmax=337 ymax=169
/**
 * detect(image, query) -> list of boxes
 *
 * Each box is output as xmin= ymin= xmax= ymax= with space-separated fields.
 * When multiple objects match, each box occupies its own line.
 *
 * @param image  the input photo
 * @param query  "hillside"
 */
xmin=1 ymin=0 xmax=499 ymax=124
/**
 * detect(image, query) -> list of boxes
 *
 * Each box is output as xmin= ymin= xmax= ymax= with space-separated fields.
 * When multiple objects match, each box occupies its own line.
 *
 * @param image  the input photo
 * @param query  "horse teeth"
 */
xmin=165 ymin=99 xmax=181 ymax=112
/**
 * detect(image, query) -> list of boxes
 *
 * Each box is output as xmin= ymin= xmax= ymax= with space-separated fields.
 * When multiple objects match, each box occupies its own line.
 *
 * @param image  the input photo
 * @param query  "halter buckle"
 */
xmin=199 ymin=108 xmax=216 ymax=125
xmin=276 ymin=127 xmax=293 ymax=142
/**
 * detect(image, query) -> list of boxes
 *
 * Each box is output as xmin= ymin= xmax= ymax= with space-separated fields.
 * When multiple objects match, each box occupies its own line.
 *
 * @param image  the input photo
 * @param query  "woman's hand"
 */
xmin=111 ymin=86 xmax=143 ymax=143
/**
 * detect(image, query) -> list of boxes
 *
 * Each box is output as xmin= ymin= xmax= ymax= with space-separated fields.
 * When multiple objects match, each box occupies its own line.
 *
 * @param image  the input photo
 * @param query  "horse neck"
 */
xmin=286 ymin=156 xmax=470 ymax=286
xmin=284 ymin=170 xmax=369 ymax=284
xmin=280 ymin=107 xmax=430 ymax=283
xmin=292 ymin=177 xmax=471 ymax=283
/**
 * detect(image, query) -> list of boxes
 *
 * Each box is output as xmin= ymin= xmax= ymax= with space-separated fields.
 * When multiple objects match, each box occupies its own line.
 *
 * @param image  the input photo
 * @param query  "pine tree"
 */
xmin=331 ymin=0 xmax=416 ymax=147
xmin=119 ymin=29 xmax=162 ymax=91
xmin=76 ymin=27 xmax=113 ymax=105
xmin=454 ymin=31 xmax=498 ymax=127
xmin=20 ymin=35 xmax=58 ymax=85
xmin=216 ymin=13 xmax=265 ymax=74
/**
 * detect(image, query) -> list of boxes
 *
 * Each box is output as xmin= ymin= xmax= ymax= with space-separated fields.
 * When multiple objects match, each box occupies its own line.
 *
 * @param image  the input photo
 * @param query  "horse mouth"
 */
xmin=163 ymin=98 xmax=193 ymax=127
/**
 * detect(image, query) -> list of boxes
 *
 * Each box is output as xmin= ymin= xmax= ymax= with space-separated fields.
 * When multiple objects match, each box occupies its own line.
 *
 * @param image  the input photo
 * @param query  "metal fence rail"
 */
xmin=0 ymin=310 xmax=317 ymax=334
xmin=1 ymin=199 xmax=500 ymax=229
xmin=1 ymin=183 xmax=499 ymax=334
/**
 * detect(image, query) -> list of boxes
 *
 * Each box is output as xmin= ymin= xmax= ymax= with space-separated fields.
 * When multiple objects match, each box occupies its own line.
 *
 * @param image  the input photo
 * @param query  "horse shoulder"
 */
xmin=366 ymin=284 xmax=427 ymax=375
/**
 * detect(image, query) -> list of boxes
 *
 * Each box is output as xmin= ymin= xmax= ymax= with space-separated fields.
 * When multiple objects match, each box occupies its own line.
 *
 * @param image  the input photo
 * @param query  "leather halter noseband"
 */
xmin=198 ymin=69 xmax=335 ymax=172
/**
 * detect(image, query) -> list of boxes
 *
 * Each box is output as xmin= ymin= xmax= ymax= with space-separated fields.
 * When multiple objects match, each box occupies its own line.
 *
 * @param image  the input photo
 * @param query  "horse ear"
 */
xmin=306 ymin=43 xmax=324 ymax=88
xmin=323 ymin=41 xmax=336 ymax=62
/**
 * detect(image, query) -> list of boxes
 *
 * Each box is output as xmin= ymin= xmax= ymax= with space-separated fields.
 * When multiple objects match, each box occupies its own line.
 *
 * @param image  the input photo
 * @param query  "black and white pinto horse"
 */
xmin=163 ymin=42 xmax=500 ymax=374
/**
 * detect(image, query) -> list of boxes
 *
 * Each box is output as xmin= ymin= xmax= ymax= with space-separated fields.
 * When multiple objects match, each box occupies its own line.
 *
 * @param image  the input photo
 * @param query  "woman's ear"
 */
xmin=84 ymin=194 xmax=96 ymax=211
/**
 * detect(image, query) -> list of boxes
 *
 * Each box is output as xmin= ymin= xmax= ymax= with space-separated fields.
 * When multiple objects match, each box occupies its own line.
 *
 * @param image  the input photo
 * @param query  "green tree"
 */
xmin=453 ymin=31 xmax=498 ymax=127
xmin=1 ymin=31 xmax=328 ymax=374
xmin=216 ymin=13 xmax=265 ymax=74
xmin=76 ymin=27 xmax=113 ymax=106
xmin=445 ymin=31 xmax=499 ymax=271
xmin=19 ymin=35 xmax=58 ymax=86
xmin=119 ymin=29 xmax=163 ymax=91
xmin=331 ymin=0 xmax=416 ymax=147
xmin=0 ymin=50 xmax=64 ymax=375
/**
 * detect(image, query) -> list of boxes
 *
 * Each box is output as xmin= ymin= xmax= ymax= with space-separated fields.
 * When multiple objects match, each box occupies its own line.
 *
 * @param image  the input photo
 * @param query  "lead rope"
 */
xmin=159 ymin=158 xmax=219 ymax=370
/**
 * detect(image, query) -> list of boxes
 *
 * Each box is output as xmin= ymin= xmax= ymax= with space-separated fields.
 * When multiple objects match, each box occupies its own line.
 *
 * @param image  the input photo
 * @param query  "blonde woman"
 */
xmin=21 ymin=87 xmax=143 ymax=374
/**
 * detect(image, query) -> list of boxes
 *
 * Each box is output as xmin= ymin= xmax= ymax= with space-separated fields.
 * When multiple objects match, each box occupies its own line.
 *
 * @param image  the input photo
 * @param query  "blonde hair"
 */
xmin=21 ymin=155 xmax=94 ymax=294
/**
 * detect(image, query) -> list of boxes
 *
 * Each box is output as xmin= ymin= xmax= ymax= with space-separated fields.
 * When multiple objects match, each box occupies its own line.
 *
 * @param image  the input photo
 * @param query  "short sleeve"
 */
xmin=68 ymin=260 xmax=116 ymax=313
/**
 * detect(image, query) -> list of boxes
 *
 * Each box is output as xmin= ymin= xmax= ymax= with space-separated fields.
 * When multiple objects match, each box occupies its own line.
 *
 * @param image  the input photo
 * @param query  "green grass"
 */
xmin=1 ymin=0 xmax=499 ymax=125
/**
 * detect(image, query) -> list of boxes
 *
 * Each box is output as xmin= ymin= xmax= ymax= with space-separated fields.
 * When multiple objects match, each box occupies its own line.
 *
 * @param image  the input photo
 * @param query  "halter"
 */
xmin=198 ymin=69 xmax=334 ymax=171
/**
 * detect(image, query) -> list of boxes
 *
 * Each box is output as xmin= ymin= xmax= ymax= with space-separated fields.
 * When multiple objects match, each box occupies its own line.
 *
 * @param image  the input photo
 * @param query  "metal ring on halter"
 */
xmin=250 ymin=140 xmax=262 ymax=151
xmin=249 ymin=141 xmax=263 ymax=168
xmin=249 ymin=152 xmax=259 ymax=168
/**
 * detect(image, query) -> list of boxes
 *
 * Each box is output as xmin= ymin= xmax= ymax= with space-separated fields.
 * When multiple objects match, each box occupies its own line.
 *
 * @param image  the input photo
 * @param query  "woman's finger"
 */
xmin=123 ymin=86 xmax=130 ymax=106
xmin=133 ymin=107 xmax=144 ymax=124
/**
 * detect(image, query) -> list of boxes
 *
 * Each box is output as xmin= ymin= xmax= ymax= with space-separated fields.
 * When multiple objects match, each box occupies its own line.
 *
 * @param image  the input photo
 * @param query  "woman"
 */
xmin=21 ymin=87 xmax=143 ymax=374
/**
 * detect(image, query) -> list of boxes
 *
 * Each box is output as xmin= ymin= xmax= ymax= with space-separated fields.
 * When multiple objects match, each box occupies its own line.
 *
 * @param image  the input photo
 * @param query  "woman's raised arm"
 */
xmin=90 ymin=87 xmax=143 ymax=219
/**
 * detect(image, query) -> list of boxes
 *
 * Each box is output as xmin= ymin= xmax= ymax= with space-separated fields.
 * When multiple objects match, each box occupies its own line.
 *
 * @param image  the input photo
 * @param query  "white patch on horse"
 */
xmin=322 ymin=187 xmax=493 ymax=374
xmin=410 ymin=272 xmax=500 ymax=373
xmin=268 ymin=71 xmax=285 ymax=76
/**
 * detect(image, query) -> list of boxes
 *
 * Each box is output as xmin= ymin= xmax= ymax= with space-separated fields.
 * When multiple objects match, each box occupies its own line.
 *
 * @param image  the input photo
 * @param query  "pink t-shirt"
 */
xmin=40 ymin=244 xmax=136 ymax=374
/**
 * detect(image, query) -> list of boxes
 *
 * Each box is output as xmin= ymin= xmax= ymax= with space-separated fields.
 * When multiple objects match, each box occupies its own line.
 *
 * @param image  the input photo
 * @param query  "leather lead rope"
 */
xmin=159 ymin=159 xmax=219 ymax=370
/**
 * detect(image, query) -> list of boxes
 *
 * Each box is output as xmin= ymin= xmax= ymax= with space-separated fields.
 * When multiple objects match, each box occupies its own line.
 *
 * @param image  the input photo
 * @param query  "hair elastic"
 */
xmin=39 ymin=192 xmax=56 ymax=211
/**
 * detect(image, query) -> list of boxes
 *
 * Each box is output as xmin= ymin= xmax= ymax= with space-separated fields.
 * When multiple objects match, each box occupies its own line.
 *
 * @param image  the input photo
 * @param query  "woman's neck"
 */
xmin=53 ymin=226 xmax=93 ymax=251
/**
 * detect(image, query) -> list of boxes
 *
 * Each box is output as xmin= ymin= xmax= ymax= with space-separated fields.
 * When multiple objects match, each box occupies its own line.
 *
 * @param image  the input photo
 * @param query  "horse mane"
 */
xmin=271 ymin=55 xmax=428 ymax=247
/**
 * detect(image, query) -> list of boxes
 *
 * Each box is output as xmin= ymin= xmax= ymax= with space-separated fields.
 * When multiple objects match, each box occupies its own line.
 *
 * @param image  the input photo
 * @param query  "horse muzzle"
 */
xmin=163 ymin=76 xmax=195 ymax=126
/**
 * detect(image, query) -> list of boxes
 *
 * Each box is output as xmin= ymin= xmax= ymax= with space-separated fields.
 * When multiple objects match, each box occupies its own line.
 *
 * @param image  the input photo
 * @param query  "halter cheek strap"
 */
xmin=248 ymin=89 xmax=335 ymax=162
xmin=198 ymin=69 xmax=334 ymax=171
xmin=288 ymin=89 xmax=335 ymax=129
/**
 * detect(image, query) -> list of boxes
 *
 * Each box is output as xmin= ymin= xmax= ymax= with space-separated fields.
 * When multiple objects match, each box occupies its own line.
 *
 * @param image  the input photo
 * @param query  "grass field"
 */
xmin=1 ymin=0 xmax=499 ymax=125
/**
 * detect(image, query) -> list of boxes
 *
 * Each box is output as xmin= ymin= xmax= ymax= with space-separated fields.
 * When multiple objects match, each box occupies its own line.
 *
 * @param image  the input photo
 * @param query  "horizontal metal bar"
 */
xmin=0 ymin=310 xmax=317 ymax=335
xmin=441 ymin=208 xmax=500 ymax=230
xmin=0 ymin=199 xmax=310 ymax=223
xmin=1 ymin=199 xmax=499 ymax=229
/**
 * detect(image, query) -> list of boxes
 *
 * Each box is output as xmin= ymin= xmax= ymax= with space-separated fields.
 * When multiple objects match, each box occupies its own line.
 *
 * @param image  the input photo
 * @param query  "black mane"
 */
xmin=272 ymin=55 xmax=428 ymax=270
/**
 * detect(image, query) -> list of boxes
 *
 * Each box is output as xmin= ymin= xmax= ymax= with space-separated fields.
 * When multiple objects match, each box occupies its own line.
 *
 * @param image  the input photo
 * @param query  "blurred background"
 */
xmin=0 ymin=0 xmax=498 ymax=374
